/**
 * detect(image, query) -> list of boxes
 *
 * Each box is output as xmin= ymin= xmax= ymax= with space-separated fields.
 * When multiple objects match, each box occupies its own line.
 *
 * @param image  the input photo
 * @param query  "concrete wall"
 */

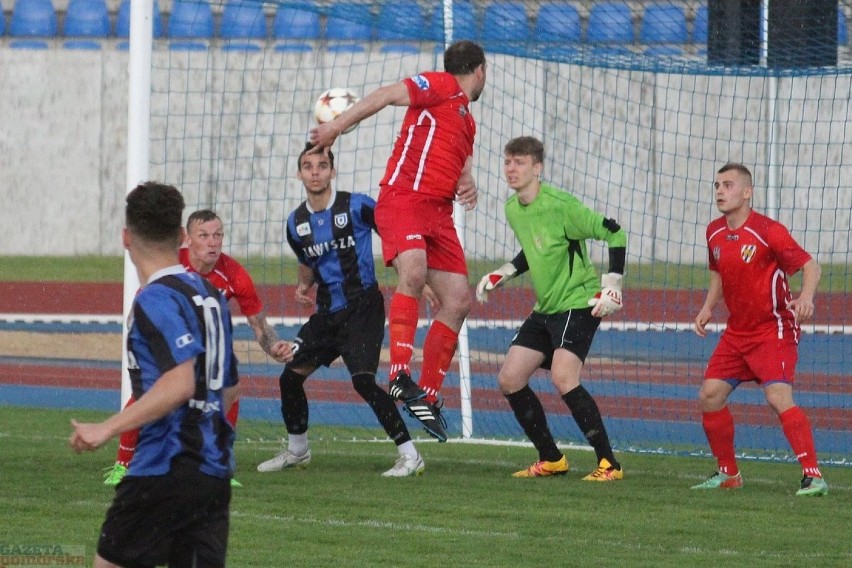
xmin=0 ymin=43 xmax=849 ymax=265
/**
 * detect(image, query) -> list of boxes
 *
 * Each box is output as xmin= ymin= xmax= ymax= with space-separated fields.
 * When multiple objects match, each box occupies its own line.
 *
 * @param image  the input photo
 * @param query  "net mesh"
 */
xmin=139 ymin=0 xmax=850 ymax=461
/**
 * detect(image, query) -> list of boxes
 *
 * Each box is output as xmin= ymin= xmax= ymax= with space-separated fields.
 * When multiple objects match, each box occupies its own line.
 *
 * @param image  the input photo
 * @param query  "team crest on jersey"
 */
xmin=334 ymin=213 xmax=349 ymax=228
xmin=296 ymin=222 xmax=311 ymax=237
xmin=712 ymin=246 xmax=721 ymax=261
xmin=411 ymin=74 xmax=430 ymax=90
xmin=740 ymin=244 xmax=756 ymax=263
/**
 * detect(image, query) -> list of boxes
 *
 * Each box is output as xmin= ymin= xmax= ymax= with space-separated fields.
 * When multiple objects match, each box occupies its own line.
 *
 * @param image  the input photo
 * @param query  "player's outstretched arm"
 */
xmin=476 ymin=251 xmax=529 ymax=303
xmin=309 ymin=82 xmax=410 ymax=150
xmin=70 ymin=360 xmax=196 ymax=453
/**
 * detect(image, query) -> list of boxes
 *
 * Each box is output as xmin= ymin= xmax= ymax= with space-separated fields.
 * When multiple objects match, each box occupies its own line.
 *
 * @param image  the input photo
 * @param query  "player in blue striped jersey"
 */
xmin=257 ymin=144 xmax=425 ymax=477
xmin=70 ymin=181 xmax=237 ymax=567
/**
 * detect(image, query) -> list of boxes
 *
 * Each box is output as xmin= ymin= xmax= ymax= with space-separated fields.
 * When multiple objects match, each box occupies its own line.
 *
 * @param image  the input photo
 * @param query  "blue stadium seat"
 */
xmin=168 ymin=0 xmax=214 ymax=51
xmin=535 ymin=3 xmax=581 ymax=43
xmin=839 ymin=7 xmax=848 ymax=46
xmin=482 ymin=1 xmax=529 ymax=55
xmin=377 ymin=0 xmax=429 ymax=53
xmin=326 ymin=2 xmax=373 ymax=52
xmin=272 ymin=2 xmax=319 ymax=52
xmin=62 ymin=0 xmax=110 ymax=50
xmin=587 ymin=1 xmax=634 ymax=44
xmin=116 ymin=0 xmax=164 ymax=39
xmin=220 ymin=0 xmax=267 ymax=51
xmin=10 ymin=0 xmax=58 ymax=48
xmin=430 ymin=0 xmax=477 ymax=42
xmin=693 ymin=5 xmax=708 ymax=44
xmin=640 ymin=3 xmax=688 ymax=44
xmin=0 ymin=5 xmax=6 ymax=36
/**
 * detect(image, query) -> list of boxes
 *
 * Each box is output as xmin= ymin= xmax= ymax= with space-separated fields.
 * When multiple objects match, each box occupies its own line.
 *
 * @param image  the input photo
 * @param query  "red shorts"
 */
xmin=374 ymin=188 xmax=468 ymax=275
xmin=704 ymin=330 xmax=799 ymax=384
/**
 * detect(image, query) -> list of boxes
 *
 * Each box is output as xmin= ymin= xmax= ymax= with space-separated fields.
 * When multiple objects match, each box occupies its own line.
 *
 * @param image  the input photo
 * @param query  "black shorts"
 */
xmin=511 ymin=307 xmax=600 ymax=369
xmin=97 ymin=457 xmax=231 ymax=568
xmin=291 ymin=287 xmax=385 ymax=375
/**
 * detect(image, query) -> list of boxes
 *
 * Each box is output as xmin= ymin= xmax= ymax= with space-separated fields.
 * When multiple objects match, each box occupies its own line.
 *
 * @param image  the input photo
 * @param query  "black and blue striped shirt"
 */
xmin=286 ymin=190 xmax=379 ymax=314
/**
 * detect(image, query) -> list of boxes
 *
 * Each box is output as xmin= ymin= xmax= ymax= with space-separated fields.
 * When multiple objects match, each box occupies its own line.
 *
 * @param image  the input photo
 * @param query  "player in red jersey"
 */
xmin=691 ymin=163 xmax=827 ymax=496
xmin=310 ymin=41 xmax=487 ymax=441
xmin=103 ymin=209 xmax=292 ymax=487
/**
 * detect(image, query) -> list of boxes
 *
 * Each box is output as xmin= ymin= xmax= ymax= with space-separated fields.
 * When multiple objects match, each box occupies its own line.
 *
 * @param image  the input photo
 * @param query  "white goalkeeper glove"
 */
xmin=588 ymin=273 xmax=623 ymax=317
xmin=476 ymin=262 xmax=518 ymax=303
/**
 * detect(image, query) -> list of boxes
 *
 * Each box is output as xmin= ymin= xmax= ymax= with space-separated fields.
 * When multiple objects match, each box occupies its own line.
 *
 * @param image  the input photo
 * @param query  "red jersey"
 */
xmin=379 ymin=71 xmax=476 ymax=199
xmin=706 ymin=210 xmax=811 ymax=338
xmin=179 ymin=247 xmax=263 ymax=317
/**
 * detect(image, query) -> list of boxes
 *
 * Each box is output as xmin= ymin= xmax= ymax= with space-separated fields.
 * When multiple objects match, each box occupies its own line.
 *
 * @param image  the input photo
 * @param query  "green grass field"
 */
xmin=1 ymin=407 xmax=849 ymax=567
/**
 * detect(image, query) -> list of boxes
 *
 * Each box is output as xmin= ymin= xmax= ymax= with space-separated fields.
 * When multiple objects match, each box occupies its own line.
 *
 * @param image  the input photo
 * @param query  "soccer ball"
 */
xmin=314 ymin=88 xmax=360 ymax=134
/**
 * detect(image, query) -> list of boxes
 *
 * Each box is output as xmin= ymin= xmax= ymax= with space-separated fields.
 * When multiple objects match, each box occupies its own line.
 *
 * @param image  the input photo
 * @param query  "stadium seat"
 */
xmin=587 ymin=1 xmax=634 ymax=44
xmin=535 ymin=3 xmax=581 ymax=43
xmin=430 ymin=0 xmax=477 ymax=42
xmin=693 ymin=5 xmax=708 ymax=44
xmin=62 ymin=0 xmax=110 ymax=50
xmin=326 ymin=2 xmax=373 ymax=53
xmin=168 ymin=0 xmax=214 ymax=51
xmin=377 ymin=0 xmax=429 ymax=53
xmin=482 ymin=1 xmax=529 ymax=55
xmin=839 ymin=7 xmax=848 ymax=46
xmin=272 ymin=2 xmax=319 ymax=52
xmin=640 ymin=3 xmax=688 ymax=44
xmin=9 ymin=0 xmax=58 ymax=48
xmin=220 ymin=0 xmax=267 ymax=51
xmin=0 ymin=5 xmax=6 ymax=36
xmin=116 ymin=0 xmax=164 ymax=39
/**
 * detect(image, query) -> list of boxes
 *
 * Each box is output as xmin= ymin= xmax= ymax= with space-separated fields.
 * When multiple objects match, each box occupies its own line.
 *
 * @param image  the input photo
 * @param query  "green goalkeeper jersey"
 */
xmin=505 ymin=182 xmax=627 ymax=314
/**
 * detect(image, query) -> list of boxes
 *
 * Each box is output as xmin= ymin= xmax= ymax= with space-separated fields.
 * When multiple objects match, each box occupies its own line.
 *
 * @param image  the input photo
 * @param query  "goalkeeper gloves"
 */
xmin=588 ymin=273 xmax=623 ymax=317
xmin=476 ymin=262 xmax=518 ymax=303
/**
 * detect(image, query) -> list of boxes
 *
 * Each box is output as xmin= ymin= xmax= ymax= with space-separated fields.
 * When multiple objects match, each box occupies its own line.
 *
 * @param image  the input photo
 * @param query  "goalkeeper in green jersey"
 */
xmin=476 ymin=136 xmax=627 ymax=480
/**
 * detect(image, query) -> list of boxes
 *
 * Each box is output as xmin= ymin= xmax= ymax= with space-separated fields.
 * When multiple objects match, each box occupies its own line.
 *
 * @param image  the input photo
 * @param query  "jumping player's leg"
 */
xmin=387 ymin=248 xmax=427 ymax=380
xmin=419 ymin=268 xmax=470 ymax=403
xmin=114 ymin=396 xmax=138 ymax=467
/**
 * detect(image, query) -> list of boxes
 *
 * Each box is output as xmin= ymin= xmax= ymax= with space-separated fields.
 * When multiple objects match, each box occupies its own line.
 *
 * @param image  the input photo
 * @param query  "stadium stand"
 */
xmin=116 ymin=0 xmax=164 ymax=40
xmin=377 ymin=0 xmax=429 ymax=53
xmin=63 ymin=0 xmax=111 ymax=50
xmin=482 ymin=1 xmax=530 ymax=55
xmin=9 ymin=0 xmax=58 ymax=49
xmin=640 ymin=2 xmax=688 ymax=44
xmin=168 ymin=0 xmax=214 ymax=51
xmin=587 ymin=1 xmax=634 ymax=44
xmin=692 ymin=4 xmax=708 ymax=44
xmin=272 ymin=2 xmax=319 ymax=52
xmin=430 ymin=0 xmax=477 ymax=42
xmin=220 ymin=0 xmax=267 ymax=51
xmin=840 ymin=6 xmax=849 ymax=46
xmin=326 ymin=2 xmax=373 ymax=53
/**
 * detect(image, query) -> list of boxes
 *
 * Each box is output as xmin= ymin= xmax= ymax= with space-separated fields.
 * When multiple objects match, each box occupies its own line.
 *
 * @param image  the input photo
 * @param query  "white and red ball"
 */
xmin=314 ymin=88 xmax=360 ymax=134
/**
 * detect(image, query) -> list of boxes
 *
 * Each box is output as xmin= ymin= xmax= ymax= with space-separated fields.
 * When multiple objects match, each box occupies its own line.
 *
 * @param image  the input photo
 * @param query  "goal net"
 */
xmin=142 ymin=0 xmax=850 ymax=462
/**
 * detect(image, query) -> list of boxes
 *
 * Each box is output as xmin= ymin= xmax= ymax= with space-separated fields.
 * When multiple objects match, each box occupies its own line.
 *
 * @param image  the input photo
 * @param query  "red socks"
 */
xmin=780 ymin=406 xmax=821 ymax=477
xmin=115 ymin=396 xmax=138 ymax=467
xmin=702 ymin=407 xmax=738 ymax=475
xmin=226 ymin=398 xmax=240 ymax=429
xmin=419 ymin=320 xmax=458 ymax=403
xmin=388 ymin=293 xmax=419 ymax=379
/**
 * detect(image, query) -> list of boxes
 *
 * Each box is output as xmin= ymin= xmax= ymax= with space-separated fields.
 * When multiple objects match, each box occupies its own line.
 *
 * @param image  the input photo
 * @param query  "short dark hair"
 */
xmin=125 ymin=181 xmax=184 ymax=244
xmin=718 ymin=163 xmax=753 ymax=186
xmin=186 ymin=209 xmax=220 ymax=232
xmin=504 ymin=136 xmax=544 ymax=164
xmin=444 ymin=40 xmax=486 ymax=75
xmin=298 ymin=142 xmax=335 ymax=171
